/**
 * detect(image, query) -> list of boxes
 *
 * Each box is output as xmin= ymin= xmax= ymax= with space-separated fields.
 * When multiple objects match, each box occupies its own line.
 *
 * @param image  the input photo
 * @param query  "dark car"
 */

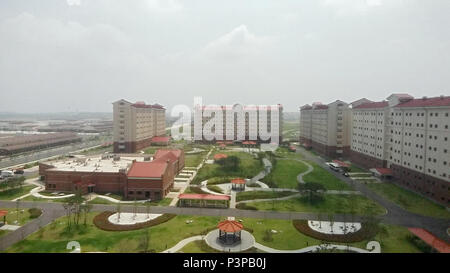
xmin=14 ymin=169 xmax=25 ymax=175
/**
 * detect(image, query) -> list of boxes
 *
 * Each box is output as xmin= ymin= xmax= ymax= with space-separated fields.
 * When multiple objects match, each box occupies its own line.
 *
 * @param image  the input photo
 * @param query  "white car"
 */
xmin=0 ymin=170 xmax=14 ymax=179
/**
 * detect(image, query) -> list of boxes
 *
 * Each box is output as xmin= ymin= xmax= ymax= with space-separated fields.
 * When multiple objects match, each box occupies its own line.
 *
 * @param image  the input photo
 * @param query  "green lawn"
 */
xmin=7 ymin=213 xmax=221 ymax=253
xmin=262 ymin=159 xmax=307 ymax=189
xmin=241 ymin=194 xmax=386 ymax=215
xmin=0 ymin=185 xmax=37 ymax=200
xmin=303 ymin=161 xmax=352 ymax=190
xmin=184 ymin=151 xmax=207 ymax=167
xmin=178 ymin=218 xmax=421 ymax=253
xmin=0 ymin=207 xmax=39 ymax=238
xmin=367 ymin=183 xmax=450 ymax=219
xmin=191 ymin=151 xmax=263 ymax=184
xmin=0 ymin=207 xmax=33 ymax=226
xmin=19 ymin=195 xmax=74 ymax=203
xmin=236 ymin=191 xmax=298 ymax=202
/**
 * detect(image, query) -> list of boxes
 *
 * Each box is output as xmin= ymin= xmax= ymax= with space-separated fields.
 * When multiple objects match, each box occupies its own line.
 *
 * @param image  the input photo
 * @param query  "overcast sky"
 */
xmin=0 ymin=0 xmax=449 ymax=113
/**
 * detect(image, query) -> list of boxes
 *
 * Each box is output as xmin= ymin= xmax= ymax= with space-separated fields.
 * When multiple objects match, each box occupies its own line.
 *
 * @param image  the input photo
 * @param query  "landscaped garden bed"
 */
xmin=93 ymin=211 xmax=176 ymax=231
xmin=292 ymin=220 xmax=378 ymax=243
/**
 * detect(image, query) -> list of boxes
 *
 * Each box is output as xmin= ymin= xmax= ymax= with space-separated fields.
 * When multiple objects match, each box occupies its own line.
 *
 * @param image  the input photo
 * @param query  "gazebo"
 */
xmin=0 ymin=210 xmax=8 ymax=227
xmin=213 ymin=153 xmax=228 ymax=161
xmin=231 ymin=178 xmax=246 ymax=191
xmin=217 ymin=220 xmax=244 ymax=245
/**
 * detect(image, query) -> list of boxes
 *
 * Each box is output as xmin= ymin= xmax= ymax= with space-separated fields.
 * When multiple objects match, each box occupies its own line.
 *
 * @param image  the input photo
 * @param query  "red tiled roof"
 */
xmin=231 ymin=178 xmax=246 ymax=184
xmin=154 ymin=149 xmax=182 ymax=162
xmin=151 ymin=136 xmax=170 ymax=143
xmin=408 ymin=228 xmax=450 ymax=253
xmin=300 ymin=105 xmax=312 ymax=110
xmin=353 ymin=101 xmax=389 ymax=109
xmin=214 ymin=153 xmax=228 ymax=160
xmin=333 ymin=160 xmax=350 ymax=168
xmin=127 ymin=161 xmax=167 ymax=178
xmin=314 ymin=105 xmax=329 ymax=110
xmin=242 ymin=141 xmax=257 ymax=145
xmin=374 ymin=168 xmax=393 ymax=175
xmin=131 ymin=102 xmax=165 ymax=109
xmin=178 ymin=193 xmax=230 ymax=201
xmin=0 ymin=210 xmax=8 ymax=217
xmin=217 ymin=220 xmax=243 ymax=233
xmin=395 ymin=96 xmax=450 ymax=108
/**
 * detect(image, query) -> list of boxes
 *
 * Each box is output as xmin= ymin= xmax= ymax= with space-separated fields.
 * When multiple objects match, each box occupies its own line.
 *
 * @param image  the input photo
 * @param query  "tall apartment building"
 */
xmin=299 ymin=100 xmax=352 ymax=158
xmin=113 ymin=99 xmax=166 ymax=153
xmin=351 ymin=94 xmax=450 ymax=206
xmin=193 ymin=104 xmax=283 ymax=143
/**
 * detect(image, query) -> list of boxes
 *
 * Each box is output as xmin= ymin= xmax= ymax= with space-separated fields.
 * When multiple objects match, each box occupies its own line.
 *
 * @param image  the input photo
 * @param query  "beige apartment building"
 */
xmin=113 ymin=99 xmax=166 ymax=153
xmin=300 ymin=100 xmax=352 ymax=158
xmin=193 ymin=104 xmax=283 ymax=143
xmin=351 ymin=94 xmax=450 ymax=206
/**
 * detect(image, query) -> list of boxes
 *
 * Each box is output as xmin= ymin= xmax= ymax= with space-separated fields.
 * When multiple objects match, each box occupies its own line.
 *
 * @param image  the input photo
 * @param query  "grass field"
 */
xmin=0 ymin=185 xmax=37 ymax=200
xmin=0 ymin=207 xmax=37 ymax=238
xmin=7 ymin=213 xmax=221 ymax=253
xmin=180 ymin=218 xmax=421 ymax=253
xmin=262 ymin=159 xmax=308 ymax=189
xmin=367 ymin=183 xmax=450 ymax=219
xmin=184 ymin=151 xmax=207 ymax=167
xmin=303 ymin=161 xmax=352 ymax=190
xmin=241 ymin=194 xmax=386 ymax=215
xmin=191 ymin=151 xmax=263 ymax=184
xmin=236 ymin=191 xmax=298 ymax=202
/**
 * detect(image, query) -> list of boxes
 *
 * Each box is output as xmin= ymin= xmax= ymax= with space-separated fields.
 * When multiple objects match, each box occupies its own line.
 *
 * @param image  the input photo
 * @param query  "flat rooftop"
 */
xmin=47 ymin=155 xmax=149 ymax=173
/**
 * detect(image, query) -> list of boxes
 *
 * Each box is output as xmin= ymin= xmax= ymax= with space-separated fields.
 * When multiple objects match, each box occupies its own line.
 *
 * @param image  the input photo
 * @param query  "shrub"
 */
xmin=263 ymin=229 xmax=274 ymax=242
xmin=28 ymin=208 xmax=42 ymax=219
xmin=292 ymin=220 xmax=378 ymax=243
xmin=406 ymin=235 xmax=436 ymax=253
xmin=93 ymin=211 xmax=176 ymax=231
xmin=236 ymin=203 xmax=258 ymax=210
xmin=206 ymin=185 xmax=224 ymax=194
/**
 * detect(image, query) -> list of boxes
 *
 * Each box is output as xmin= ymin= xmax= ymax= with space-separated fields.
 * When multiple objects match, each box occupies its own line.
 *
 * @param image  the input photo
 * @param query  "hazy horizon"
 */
xmin=1 ymin=0 xmax=449 ymax=113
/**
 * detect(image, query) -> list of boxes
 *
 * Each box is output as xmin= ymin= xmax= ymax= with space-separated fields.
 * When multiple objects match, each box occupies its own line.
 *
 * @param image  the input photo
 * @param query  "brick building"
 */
xmin=39 ymin=149 xmax=184 ymax=200
xmin=350 ymin=94 xmax=450 ymax=206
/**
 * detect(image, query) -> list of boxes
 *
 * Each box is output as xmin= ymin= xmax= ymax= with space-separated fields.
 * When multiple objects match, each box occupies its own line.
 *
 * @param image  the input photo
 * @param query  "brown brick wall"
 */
xmin=349 ymin=150 xmax=386 ymax=169
xmin=391 ymin=164 xmax=450 ymax=207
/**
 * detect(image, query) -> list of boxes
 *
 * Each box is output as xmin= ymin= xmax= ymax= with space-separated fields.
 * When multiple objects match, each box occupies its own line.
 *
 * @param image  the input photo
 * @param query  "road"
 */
xmin=0 ymin=137 xmax=111 ymax=170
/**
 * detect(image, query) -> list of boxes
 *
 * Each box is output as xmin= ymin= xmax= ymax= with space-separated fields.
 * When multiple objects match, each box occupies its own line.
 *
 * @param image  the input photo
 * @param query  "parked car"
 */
xmin=14 ymin=169 xmax=25 ymax=175
xmin=343 ymin=172 xmax=350 ymax=177
xmin=0 ymin=170 xmax=14 ymax=179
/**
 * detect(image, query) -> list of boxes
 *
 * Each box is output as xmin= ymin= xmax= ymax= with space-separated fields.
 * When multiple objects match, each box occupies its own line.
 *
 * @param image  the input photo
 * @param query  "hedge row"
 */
xmin=28 ymin=208 xmax=42 ymax=219
xmin=207 ymin=177 xmax=239 ymax=185
xmin=292 ymin=219 xmax=378 ymax=243
xmin=235 ymin=203 xmax=258 ymax=210
xmin=93 ymin=211 xmax=176 ymax=231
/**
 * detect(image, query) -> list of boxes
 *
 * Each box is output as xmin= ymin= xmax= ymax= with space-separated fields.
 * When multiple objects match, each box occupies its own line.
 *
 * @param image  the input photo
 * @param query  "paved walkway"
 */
xmin=169 ymin=148 xmax=213 ymax=207
xmin=161 ymin=235 xmax=204 ymax=253
xmin=253 ymin=241 xmax=380 ymax=253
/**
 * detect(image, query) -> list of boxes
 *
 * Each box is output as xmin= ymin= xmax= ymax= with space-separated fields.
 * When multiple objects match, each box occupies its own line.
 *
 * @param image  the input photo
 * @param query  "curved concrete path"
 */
xmin=253 ymin=241 xmax=380 ymax=253
xmin=161 ymin=235 xmax=204 ymax=253
xmin=159 ymin=234 xmax=380 ymax=253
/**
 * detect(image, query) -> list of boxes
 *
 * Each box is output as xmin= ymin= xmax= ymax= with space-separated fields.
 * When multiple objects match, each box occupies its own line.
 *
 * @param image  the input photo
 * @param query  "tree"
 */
xmin=298 ymin=182 xmax=326 ymax=204
xmin=81 ymin=202 xmax=93 ymax=226
xmin=139 ymin=228 xmax=151 ymax=253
